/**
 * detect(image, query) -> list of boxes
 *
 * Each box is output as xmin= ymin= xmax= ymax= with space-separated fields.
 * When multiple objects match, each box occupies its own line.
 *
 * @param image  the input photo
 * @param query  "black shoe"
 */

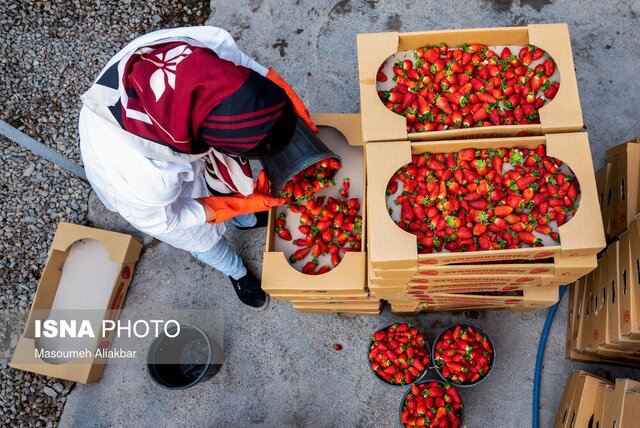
xmin=229 ymin=271 xmax=270 ymax=310
xmin=234 ymin=211 xmax=269 ymax=230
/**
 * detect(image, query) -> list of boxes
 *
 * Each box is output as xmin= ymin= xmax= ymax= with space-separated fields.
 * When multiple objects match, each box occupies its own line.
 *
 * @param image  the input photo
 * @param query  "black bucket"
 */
xmin=260 ymin=119 xmax=341 ymax=195
xmin=147 ymin=325 xmax=221 ymax=389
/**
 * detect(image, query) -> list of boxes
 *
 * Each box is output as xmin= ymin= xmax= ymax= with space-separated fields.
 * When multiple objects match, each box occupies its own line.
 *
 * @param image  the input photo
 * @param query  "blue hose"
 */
xmin=532 ymin=285 xmax=568 ymax=428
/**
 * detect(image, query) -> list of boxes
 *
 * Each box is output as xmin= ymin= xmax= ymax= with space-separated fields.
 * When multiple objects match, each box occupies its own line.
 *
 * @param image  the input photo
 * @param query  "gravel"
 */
xmin=0 ymin=1 xmax=210 ymax=426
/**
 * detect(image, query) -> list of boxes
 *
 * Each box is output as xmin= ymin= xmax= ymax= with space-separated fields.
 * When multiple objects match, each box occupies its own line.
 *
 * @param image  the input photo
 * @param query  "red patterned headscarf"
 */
xmin=120 ymin=41 xmax=294 ymax=156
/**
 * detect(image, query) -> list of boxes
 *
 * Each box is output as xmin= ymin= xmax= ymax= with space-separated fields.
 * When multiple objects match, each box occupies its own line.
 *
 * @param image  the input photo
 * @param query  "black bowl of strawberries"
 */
xmin=399 ymin=379 xmax=464 ymax=428
xmin=368 ymin=322 xmax=430 ymax=386
xmin=432 ymin=323 xmax=495 ymax=387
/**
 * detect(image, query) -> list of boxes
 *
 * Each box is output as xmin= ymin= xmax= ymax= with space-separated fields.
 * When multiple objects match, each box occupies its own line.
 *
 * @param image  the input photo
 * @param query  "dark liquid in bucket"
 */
xmin=147 ymin=326 xmax=216 ymax=389
xmin=178 ymin=338 xmax=209 ymax=381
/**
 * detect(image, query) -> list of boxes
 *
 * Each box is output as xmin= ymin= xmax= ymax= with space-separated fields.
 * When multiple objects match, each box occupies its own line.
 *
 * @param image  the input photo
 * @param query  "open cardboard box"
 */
xmin=10 ymin=223 xmax=142 ymax=383
xmin=262 ymin=114 xmax=367 ymax=295
xmin=367 ymin=133 xmax=604 ymax=268
xmin=357 ymin=24 xmax=582 ymax=143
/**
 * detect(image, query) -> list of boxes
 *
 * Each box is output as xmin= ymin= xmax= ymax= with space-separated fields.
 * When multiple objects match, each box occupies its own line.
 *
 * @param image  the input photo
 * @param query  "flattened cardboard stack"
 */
xmin=262 ymin=114 xmax=381 ymax=316
xmin=598 ymin=138 xmax=640 ymax=242
xmin=554 ymin=371 xmax=640 ymax=428
xmin=356 ymin=24 xmax=606 ymax=313
xmin=566 ymin=204 xmax=640 ymax=366
xmin=566 ymin=138 xmax=640 ymax=365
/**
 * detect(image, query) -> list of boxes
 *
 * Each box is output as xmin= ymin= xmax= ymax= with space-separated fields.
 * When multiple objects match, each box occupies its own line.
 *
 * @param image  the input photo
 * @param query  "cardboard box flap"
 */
xmin=52 ymin=223 xmax=142 ymax=264
xmin=398 ymin=26 xmax=528 ymax=49
xmin=528 ymin=24 xmax=583 ymax=133
xmin=545 ymin=134 xmax=605 ymax=254
xmin=366 ymin=141 xmax=417 ymax=267
xmin=357 ymin=32 xmax=405 ymax=143
xmin=311 ymin=113 xmax=362 ymax=146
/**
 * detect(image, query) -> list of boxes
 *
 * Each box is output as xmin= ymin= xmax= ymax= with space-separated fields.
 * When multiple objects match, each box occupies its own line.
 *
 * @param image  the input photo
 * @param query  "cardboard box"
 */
xmin=603 ymin=379 xmax=640 ymax=428
xmin=618 ymin=389 xmax=640 ymax=427
xmin=554 ymin=371 xmax=612 ymax=428
xmin=591 ymin=382 xmax=611 ymax=427
xmin=262 ymin=114 xmax=367 ymax=295
xmin=595 ymin=164 xmax=613 ymax=239
xmin=584 ymin=260 xmax=604 ymax=352
xmin=269 ymin=291 xmax=371 ymax=301
xmin=554 ymin=371 xmax=580 ymax=428
xmin=587 ymin=252 xmax=608 ymax=352
xmin=367 ymin=133 xmax=604 ymax=268
xmin=620 ymin=219 xmax=640 ymax=340
xmin=357 ymin=24 xmax=582 ymax=143
xmin=382 ymin=285 xmax=558 ymax=308
xmin=606 ymin=142 xmax=640 ymax=238
xmin=575 ymin=267 xmax=596 ymax=352
xmin=10 ymin=223 xmax=142 ymax=383
xmin=600 ymin=385 xmax=616 ymax=428
xmin=292 ymin=298 xmax=382 ymax=315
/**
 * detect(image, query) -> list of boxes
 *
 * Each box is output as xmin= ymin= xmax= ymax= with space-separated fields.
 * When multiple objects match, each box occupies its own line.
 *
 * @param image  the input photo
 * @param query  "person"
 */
xmin=78 ymin=26 xmax=317 ymax=310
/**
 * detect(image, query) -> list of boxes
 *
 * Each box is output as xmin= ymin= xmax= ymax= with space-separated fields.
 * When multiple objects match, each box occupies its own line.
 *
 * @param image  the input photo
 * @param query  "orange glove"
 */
xmin=254 ymin=169 xmax=272 ymax=195
xmin=266 ymin=67 xmax=318 ymax=133
xmin=198 ymin=193 xmax=286 ymax=224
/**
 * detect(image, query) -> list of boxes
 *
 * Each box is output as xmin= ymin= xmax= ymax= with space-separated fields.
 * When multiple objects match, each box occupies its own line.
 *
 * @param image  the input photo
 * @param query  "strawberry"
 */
xmin=277 ymin=228 xmax=292 ymax=241
xmin=543 ymin=58 xmax=555 ymax=77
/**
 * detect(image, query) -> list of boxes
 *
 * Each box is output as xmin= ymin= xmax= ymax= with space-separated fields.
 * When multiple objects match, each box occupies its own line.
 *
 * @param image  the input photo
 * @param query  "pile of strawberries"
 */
xmin=377 ymin=43 xmax=559 ymax=133
xmin=433 ymin=325 xmax=494 ymax=385
xmin=369 ymin=322 xmax=430 ymax=385
xmin=278 ymin=157 xmax=342 ymax=203
xmin=387 ymin=144 xmax=580 ymax=254
xmin=400 ymin=381 xmax=463 ymax=428
xmin=275 ymin=161 xmax=362 ymax=274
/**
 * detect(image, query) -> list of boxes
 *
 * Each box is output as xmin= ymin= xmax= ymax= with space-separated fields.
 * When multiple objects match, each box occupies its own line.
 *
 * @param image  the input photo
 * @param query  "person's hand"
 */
xmin=266 ymin=67 xmax=318 ymax=133
xmin=254 ymin=169 xmax=272 ymax=195
xmin=198 ymin=193 xmax=286 ymax=224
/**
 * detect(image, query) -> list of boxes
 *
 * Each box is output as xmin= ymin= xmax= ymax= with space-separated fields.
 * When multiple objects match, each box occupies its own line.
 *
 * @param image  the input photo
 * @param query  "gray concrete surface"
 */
xmin=59 ymin=1 xmax=640 ymax=427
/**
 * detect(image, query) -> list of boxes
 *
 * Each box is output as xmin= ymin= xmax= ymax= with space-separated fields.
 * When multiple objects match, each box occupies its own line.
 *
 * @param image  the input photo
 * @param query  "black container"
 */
xmin=431 ymin=323 xmax=496 ymax=388
xmin=147 ymin=325 xmax=221 ymax=390
xmin=368 ymin=322 xmax=430 ymax=387
xmin=399 ymin=379 xmax=464 ymax=428
xmin=260 ymin=119 xmax=341 ymax=195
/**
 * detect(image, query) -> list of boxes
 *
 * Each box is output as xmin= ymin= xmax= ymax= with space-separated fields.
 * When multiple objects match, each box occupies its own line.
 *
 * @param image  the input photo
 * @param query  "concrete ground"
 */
xmin=59 ymin=1 xmax=640 ymax=427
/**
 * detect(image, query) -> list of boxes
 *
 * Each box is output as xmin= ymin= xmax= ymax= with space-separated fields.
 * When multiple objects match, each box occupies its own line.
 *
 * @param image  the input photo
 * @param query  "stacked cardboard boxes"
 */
xmin=363 ymin=135 xmax=603 ymax=313
xmin=598 ymin=138 xmax=640 ymax=241
xmin=355 ymin=24 xmax=606 ymax=313
xmin=554 ymin=371 xmax=640 ymax=428
xmin=567 ymin=138 xmax=640 ymax=364
xmin=262 ymin=114 xmax=381 ymax=316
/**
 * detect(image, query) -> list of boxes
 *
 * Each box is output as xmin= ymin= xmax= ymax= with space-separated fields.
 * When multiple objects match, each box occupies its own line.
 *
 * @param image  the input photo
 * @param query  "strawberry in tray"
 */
xmin=386 ymin=144 xmax=580 ymax=254
xmin=275 ymin=167 xmax=362 ymax=275
xmin=369 ymin=322 xmax=430 ymax=386
xmin=377 ymin=43 xmax=559 ymax=133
